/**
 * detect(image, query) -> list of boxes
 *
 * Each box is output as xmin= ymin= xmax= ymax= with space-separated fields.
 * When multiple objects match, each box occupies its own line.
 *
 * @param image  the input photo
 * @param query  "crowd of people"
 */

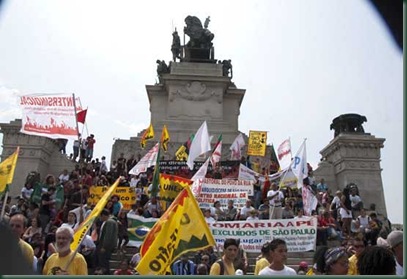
xmin=0 ymin=149 xmax=403 ymax=275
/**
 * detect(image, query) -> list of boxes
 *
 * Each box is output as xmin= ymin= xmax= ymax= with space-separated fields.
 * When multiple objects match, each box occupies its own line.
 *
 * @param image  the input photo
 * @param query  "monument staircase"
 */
xmin=106 ymin=240 xmax=341 ymax=275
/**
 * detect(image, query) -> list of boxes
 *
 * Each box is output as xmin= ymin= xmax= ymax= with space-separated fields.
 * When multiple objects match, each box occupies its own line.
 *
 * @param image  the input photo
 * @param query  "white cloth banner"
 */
xmin=191 ymin=157 xmax=210 ymax=181
xmin=187 ymin=121 xmax=211 ymax=170
xmin=268 ymin=167 xmax=298 ymax=188
xmin=195 ymin=178 xmax=254 ymax=208
xmin=238 ymin=163 xmax=259 ymax=181
xmin=302 ymin=185 xmax=318 ymax=216
xmin=129 ymin=143 xmax=159 ymax=175
xmin=208 ymin=217 xmax=317 ymax=253
xmin=290 ymin=140 xmax=308 ymax=189
xmin=230 ymin=133 xmax=245 ymax=160
xmin=277 ymin=138 xmax=292 ymax=170
xmin=20 ymin=94 xmax=78 ymax=139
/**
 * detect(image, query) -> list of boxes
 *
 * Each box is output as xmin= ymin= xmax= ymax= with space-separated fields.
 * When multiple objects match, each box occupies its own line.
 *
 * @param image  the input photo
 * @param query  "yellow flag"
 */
xmin=159 ymin=173 xmax=191 ymax=211
xmin=175 ymin=145 xmax=188 ymax=161
xmin=0 ymin=147 xmax=19 ymax=195
xmin=70 ymin=177 xmax=120 ymax=252
xmin=136 ymin=186 xmax=215 ymax=275
xmin=247 ymin=130 xmax=267 ymax=156
xmin=160 ymin=125 xmax=170 ymax=152
xmin=141 ymin=123 xmax=155 ymax=149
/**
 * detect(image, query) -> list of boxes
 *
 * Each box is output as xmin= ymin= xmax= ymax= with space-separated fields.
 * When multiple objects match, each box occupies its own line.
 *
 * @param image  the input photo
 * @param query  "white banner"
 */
xmin=302 ymin=185 xmax=318 ymax=216
xmin=268 ymin=167 xmax=298 ymax=188
xmin=129 ymin=143 xmax=159 ymax=175
xmin=208 ymin=217 xmax=317 ymax=253
xmin=195 ymin=178 xmax=254 ymax=208
xmin=20 ymin=94 xmax=78 ymax=139
xmin=238 ymin=163 xmax=259 ymax=181
xmin=277 ymin=138 xmax=292 ymax=170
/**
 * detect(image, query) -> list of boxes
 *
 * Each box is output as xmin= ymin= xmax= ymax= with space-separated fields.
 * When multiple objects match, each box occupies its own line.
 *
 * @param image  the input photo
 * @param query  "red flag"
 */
xmin=76 ymin=109 xmax=87 ymax=124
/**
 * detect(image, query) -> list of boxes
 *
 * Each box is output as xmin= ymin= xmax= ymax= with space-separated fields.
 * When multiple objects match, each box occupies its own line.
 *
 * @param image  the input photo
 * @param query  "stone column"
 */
xmin=317 ymin=133 xmax=387 ymax=216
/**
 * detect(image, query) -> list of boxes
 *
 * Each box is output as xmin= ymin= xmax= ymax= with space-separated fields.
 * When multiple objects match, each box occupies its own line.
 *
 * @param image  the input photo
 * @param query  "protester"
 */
xmin=96 ymin=209 xmax=118 ymax=274
xmin=386 ymin=230 xmax=404 ymax=275
xmin=297 ymin=261 xmax=309 ymax=275
xmin=42 ymin=226 xmax=88 ymax=275
xmin=172 ymin=254 xmax=196 ymax=275
xmin=314 ymin=246 xmax=349 ymax=275
xmin=209 ymin=238 xmax=239 ymax=275
xmin=357 ymin=246 xmax=396 ymax=275
xmin=113 ymin=258 xmax=134 ymax=275
xmin=9 ymin=213 xmax=34 ymax=267
xmin=258 ymin=238 xmax=296 ymax=275
xmin=347 ymin=236 xmax=366 ymax=275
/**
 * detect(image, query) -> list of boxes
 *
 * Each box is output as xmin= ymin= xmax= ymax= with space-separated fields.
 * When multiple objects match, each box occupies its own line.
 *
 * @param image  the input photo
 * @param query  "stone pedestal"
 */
xmin=0 ymin=119 xmax=75 ymax=198
xmin=111 ymin=62 xmax=246 ymax=163
xmin=314 ymin=133 xmax=387 ymax=216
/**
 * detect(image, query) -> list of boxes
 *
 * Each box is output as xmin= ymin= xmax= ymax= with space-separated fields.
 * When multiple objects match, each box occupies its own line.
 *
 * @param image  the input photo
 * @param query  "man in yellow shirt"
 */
xmin=209 ymin=239 xmax=239 ymax=275
xmin=348 ymin=237 xmax=366 ymax=275
xmin=42 ymin=225 xmax=88 ymax=275
xmin=9 ymin=213 xmax=34 ymax=269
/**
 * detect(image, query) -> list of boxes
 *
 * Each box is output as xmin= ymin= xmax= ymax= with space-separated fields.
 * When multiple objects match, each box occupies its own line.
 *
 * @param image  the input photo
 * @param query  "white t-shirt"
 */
xmin=267 ymin=190 xmax=284 ymax=206
xmin=331 ymin=196 xmax=341 ymax=209
xmin=357 ymin=215 xmax=371 ymax=228
xmin=21 ymin=187 xmax=34 ymax=200
xmin=205 ymin=216 xmax=216 ymax=223
xmin=396 ymin=258 xmax=403 ymax=275
xmin=259 ymin=265 xmax=297 ymax=276
xmin=59 ymin=173 xmax=70 ymax=183
xmin=350 ymin=194 xmax=362 ymax=207
xmin=240 ymin=206 xmax=255 ymax=219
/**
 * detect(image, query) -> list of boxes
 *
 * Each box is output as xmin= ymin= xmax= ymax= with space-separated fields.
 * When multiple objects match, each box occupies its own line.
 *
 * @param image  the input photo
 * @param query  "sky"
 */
xmin=0 ymin=0 xmax=403 ymax=223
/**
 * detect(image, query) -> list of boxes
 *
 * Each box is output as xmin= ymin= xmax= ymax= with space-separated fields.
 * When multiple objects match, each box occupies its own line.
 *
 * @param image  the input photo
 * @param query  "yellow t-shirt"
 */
xmin=254 ymin=257 xmax=270 ymax=275
xmin=306 ymin=268 xmax=315 ymax=275
xmin=347 ymin=254 xmax=359 ymax=275
xmin=43 ymin=251 xmax=88 ymax=275
xmin=209 ymin=260 xmax=235 ymax=275
xmin=19 ymin=239 xmax=34 ymax=266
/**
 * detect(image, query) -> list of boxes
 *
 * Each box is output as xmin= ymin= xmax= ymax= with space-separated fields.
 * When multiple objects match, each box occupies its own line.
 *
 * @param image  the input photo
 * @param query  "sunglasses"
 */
xmin=354 ymin=245 xmax=365 ymax=248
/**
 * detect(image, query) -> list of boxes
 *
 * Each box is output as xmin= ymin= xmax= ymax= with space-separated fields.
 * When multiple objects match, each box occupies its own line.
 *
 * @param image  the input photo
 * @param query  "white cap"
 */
xmin=235 ymin=269 xmax=244 ymax=275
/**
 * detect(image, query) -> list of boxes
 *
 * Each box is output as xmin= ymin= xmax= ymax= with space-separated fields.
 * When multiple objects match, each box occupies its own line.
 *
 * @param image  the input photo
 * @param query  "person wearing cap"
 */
xmin=258 ymin=238 xmax=296 ymax=275
xmin=314 ymin=246 xmax=349 ymax=275
xmin=347 ymin=236 xmax=366 ymax=275
xmin=297 ymin=261 xmax=309 ymax=275
xmin=387 ymin=230 xmax=403 ymax=275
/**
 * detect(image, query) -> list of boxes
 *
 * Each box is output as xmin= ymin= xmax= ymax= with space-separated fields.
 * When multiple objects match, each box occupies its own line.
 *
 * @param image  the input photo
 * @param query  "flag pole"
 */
xmin=0 ymin=189 xmax=9 ymax=220
xmin=72 ymin=94 xmax=80 ymax=141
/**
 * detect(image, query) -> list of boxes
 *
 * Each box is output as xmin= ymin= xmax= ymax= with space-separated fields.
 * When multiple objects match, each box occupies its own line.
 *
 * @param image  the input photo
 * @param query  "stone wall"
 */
xmin=0 ymin=119 xmax=75 ymax=198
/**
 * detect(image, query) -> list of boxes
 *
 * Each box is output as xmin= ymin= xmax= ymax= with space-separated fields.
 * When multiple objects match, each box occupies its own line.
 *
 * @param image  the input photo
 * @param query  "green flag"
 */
xmin=151 ymin=142 xmax=161 ymax=197
xmin=30 ymin=182 xmax=43 ymax=206
xmin=55 ymin=184 xmax=65 ymax=210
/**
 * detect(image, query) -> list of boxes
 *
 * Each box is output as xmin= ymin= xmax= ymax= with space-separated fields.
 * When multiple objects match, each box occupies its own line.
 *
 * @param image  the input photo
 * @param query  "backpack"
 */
xmin=215 ymin=259 xmax=225 ymax=275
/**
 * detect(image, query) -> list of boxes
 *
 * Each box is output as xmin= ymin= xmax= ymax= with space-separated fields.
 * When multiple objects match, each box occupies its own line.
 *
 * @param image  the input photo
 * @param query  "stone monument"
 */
xmin=0 ymin=119 xmax=75 ymax=198
xmin=314 ymin=113 xmax=387 ymax=216
xmin=111 ymin=15 xmax=247 ymax=163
